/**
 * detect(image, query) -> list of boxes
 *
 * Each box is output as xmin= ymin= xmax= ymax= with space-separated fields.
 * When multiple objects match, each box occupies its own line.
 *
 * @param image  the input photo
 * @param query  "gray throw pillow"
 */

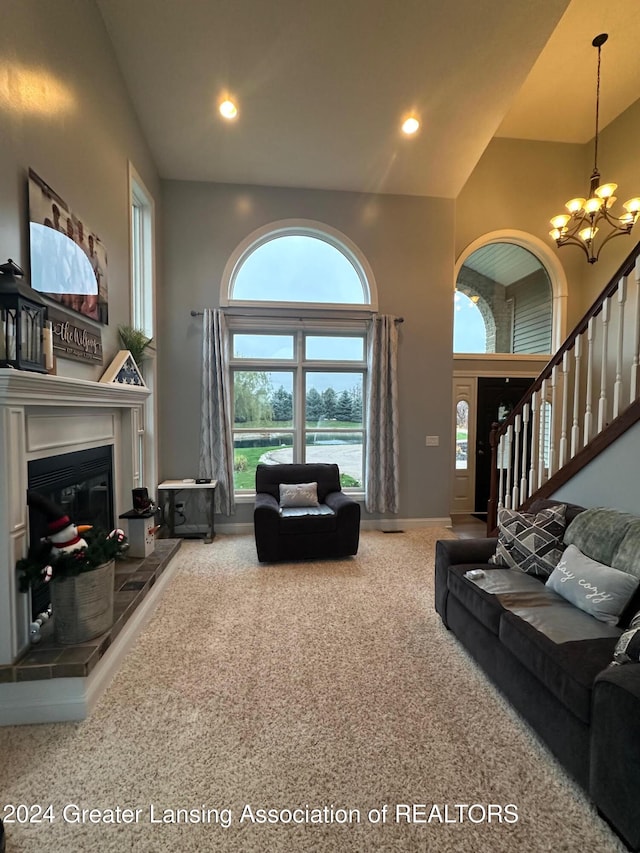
xmin=279 ymin=482 xmax=319 ymax=508
xmin=547 ymin=544 xmax=640 ymax=626
xmin=489 ymin=504 xmax=567 ymax=578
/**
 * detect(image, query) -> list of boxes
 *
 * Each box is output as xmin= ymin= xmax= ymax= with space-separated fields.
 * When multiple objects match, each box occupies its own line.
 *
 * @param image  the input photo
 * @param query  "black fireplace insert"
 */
xmin=27 ymin=445 xmax=114 ymax=618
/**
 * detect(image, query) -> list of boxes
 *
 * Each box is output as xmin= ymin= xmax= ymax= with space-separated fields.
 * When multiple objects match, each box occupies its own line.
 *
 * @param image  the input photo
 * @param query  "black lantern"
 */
xmin=0 ymin=259 xmax=48 ymax=373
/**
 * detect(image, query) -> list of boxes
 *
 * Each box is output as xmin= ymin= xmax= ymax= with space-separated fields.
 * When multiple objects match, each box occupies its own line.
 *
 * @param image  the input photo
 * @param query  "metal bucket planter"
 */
xmin=51 ymin=559 xmax=115 ymax=644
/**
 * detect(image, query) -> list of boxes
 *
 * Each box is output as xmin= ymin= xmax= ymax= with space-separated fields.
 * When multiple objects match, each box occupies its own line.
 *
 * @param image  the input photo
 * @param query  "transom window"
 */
xmin=223 ymin=220 xmax=376 ymax=310
xmin=454 ymin=242 xmax=552 ymax=355
xmin=230 ymin=329 xmax=366 ymax=493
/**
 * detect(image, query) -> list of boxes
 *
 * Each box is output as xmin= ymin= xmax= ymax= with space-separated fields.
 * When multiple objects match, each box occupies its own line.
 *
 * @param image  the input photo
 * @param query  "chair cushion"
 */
xmin=279 ymin=505 xmax=334 ymax=518
xmin=278 ymin=508 xmax=337 ymax=535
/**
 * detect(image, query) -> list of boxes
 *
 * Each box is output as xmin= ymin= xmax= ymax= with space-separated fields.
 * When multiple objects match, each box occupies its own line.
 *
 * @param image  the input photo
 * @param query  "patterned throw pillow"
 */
xmin=279 ymin=482 xmax=319 ymax=508
xmin=612 ymin=612 xmax=640 ymax=665
xmin=489 ymin=504 xmax=567 ymax=578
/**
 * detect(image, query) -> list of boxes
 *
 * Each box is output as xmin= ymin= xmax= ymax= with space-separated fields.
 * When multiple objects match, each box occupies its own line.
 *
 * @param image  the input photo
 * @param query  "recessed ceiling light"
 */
xmin=401 ymin=115 xmax=420 ymax=135
xmin=219 ymin=99 xmax=238 ymax=120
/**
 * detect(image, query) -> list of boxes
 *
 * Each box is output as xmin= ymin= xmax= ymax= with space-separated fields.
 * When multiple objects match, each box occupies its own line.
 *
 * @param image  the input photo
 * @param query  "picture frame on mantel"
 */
xmin=100 ymin=350 xmax=147 ymax=387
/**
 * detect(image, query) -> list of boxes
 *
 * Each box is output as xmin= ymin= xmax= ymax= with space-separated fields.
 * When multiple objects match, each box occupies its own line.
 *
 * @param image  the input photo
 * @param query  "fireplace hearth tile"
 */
xmin=17 ymin=665 xmax=52 ymax=681
xmin=0 ymin=539 xmax=181 ymax=684
xmin=120 ymin=580 xmax=147 ymax=591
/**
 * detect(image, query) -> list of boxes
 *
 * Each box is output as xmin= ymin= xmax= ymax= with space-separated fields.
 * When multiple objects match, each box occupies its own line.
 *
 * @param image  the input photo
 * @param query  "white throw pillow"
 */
xmin=278 ymin=482 xmax=320 ymax=508
xmin=546 ymin=544 xmax=640 ymax=625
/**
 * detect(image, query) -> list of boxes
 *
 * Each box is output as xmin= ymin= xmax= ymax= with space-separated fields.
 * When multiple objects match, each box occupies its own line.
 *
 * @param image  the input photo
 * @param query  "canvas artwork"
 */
xmin=28 ymin=168 xmax=109 ymax=324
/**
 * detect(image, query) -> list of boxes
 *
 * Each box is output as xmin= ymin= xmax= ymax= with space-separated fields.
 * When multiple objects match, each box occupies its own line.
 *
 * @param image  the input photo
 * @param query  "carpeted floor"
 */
xmin=0 ymin=530 xmax=628 ymax=852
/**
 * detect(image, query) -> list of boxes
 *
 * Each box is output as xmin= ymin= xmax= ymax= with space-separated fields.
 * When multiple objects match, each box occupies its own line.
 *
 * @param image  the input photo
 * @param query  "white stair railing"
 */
xmin=490 ymin=244 xmax=640 ymax=530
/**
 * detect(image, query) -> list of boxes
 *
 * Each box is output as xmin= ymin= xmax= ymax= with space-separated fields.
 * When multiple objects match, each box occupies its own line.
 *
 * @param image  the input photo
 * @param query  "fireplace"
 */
xmin=27 ymin=445 xmax=114 ymax=619
xmin=0 ymin=369 xmax=151 ymax=668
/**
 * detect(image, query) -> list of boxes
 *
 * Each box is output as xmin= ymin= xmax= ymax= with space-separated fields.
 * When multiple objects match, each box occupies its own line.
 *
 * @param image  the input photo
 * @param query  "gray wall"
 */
xmin=0 ymin=0 xmax=161 ymax=380
xmin=160 ymin=180 xmax=455 ymax=523
xmin=552 ymin=420 xmax=640 ymax=514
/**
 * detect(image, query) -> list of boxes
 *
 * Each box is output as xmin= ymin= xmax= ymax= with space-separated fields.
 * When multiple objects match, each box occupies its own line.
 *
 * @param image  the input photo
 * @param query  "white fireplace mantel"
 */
xmin=0 ymin=368 xmax=150 ymax=408
xmin=0 ymin=368 xmax=151 ymax=665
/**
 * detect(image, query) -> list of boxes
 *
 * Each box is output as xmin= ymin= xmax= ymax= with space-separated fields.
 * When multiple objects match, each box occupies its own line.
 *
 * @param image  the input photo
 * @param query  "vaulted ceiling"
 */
xmin=97 ymin=0 xmax=640 ymax=199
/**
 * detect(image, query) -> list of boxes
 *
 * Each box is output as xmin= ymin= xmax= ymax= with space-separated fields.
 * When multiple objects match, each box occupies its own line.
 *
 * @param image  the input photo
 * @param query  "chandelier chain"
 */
xmin=593 ymin=41 xmax=601 ymax=173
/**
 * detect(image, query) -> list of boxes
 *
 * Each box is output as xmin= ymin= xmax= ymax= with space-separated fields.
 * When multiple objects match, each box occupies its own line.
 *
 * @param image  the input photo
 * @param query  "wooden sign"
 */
xmin=48 ymin=306 xmax=103 ymax=364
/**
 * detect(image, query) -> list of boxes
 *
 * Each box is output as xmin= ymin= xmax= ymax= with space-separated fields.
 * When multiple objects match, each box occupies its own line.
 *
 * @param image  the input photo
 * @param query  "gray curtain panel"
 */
xmin=365 ymin=314 xmax=399 ymax=513
xmin=199 ymin=308 xmax=235 ymax=515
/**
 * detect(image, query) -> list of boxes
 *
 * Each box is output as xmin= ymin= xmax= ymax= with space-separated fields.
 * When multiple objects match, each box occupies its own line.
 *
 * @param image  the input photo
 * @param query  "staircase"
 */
xmin=487 ymin=240 xmax=640 ymax=533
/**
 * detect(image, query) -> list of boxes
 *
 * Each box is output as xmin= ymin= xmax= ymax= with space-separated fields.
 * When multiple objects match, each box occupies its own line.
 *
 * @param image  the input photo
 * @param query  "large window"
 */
xmin=224 ymin=222 xmax=376 ymax=495
xmin=231 ymin=328 xmax=366 ymax=493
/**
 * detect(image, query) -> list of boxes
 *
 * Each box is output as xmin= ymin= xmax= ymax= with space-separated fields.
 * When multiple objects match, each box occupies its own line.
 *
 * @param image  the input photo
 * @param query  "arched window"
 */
xmin=223 ymin=220 xmax=376 ymax=309
xmin=454 ymin=231 xmax=568 ymax=355
xmin=454 ymin=291 xmax=488 ymax=353
xmin=221 ymin=220 xmax=377 ymax=495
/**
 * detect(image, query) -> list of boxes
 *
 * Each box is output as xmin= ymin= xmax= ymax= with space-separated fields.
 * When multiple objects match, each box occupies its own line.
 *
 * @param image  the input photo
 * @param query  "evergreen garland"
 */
xmin=17 ymin=527 xmax=128 ymax=592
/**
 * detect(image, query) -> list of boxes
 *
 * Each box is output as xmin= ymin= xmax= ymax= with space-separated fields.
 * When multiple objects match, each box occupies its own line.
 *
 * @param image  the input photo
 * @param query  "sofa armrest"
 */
xmin=325 ymin=490 xmax=358 ymax=514
xmin=434 ymin=537 xmax=498 ymax=625
xmin=254 ymin=492 xmax=279 ymax=514
xmin=591 ymin=664 xmax=640 ymax=850
xmin=435 ymin=537 xmax=498 ymax=571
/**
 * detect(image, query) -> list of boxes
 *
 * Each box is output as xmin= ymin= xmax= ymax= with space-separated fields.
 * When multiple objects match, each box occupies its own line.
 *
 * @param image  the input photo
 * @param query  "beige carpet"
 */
xmin=0 ymin=530 xmax=627 ymax=852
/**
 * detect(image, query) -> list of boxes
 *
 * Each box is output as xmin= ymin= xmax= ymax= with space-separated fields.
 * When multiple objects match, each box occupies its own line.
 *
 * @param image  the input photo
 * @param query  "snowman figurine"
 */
xmin=26 ymin=491 xmax=91 ymax=558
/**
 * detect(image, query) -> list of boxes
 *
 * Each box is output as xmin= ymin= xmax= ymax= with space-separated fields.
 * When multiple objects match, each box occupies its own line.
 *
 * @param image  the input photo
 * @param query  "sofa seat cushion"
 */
xmin=499 ymin=606 xmax=621 ymax=723
xmin=278 ymin=507 xmax=337 ymax=535
xmin=447 ymin=566 xmax=545 ymax=636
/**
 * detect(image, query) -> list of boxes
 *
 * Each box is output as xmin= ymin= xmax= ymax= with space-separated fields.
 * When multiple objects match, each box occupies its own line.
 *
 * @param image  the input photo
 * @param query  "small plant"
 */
xmin=234 ymin=454 xmax=249 ymax=472
xmin=118 ymin=325 xmax=152 ymax=366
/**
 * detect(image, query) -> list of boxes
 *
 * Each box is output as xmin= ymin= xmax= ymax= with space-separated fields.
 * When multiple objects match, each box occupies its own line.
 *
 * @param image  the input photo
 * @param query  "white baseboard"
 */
xmin=216 ymin=517 xmax=452 ymax=535
xmin=361 ymin=517 xmax=452 ymax=530
xmin=0 ymin=550 xmax=181 ymax=726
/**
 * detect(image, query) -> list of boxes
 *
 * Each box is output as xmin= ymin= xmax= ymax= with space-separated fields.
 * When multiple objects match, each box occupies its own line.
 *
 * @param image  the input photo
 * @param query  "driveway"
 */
xmin=261 ymin=443 xmax=363 ymax=482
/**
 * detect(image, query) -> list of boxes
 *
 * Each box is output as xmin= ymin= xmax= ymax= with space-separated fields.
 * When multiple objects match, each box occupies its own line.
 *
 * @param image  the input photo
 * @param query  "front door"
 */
xmin=474 ymin=376 xmax=534 ymax=515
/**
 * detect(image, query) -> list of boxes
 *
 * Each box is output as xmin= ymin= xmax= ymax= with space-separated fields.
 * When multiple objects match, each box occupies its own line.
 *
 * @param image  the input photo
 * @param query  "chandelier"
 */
xmin=549 ymin=34 xmax=640 ymax=264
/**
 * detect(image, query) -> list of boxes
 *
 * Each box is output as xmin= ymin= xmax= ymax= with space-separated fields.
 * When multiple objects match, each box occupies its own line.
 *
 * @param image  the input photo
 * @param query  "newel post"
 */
xmin=487 ymin=421 xmax=500 ymax=536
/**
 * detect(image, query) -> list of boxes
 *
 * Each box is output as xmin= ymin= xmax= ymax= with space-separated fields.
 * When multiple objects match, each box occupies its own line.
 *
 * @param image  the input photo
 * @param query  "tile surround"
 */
xmin=0 ymin=539 xmax=180 ymax=685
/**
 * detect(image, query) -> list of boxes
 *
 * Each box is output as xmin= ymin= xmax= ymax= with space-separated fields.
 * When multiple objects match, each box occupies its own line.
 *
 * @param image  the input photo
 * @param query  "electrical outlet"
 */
xmin=175 ymin=501 xmax=185 ymax=512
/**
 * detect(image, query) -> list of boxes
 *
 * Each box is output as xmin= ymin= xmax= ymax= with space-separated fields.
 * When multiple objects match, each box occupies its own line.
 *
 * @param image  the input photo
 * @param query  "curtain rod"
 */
xmin=190 ymin=310 xmax=404 ymax=323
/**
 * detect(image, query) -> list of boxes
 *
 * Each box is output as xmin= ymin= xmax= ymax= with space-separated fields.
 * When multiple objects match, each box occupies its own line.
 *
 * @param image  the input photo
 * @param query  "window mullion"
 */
xmin=295 ymin=330 xmax=304 ymax=463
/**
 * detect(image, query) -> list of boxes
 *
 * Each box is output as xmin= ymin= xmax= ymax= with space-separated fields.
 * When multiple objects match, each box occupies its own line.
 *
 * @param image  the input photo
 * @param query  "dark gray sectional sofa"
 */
xmin=435 ymin=500 xmax=640 ymax=850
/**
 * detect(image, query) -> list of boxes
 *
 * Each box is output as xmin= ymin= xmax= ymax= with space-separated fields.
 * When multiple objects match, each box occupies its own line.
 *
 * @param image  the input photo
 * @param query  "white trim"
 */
xmin=127 ymin=162 xmax=158 ymax=494
xmin=0 ymin=549 xmax=180 ymax=725
xmin=220 ymin=218 xmax=378 ymax=311
xmin=455 ymin=229 xmax=568 ymax=353
xmin=216 ymin=517 xmax=451 ymax=535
